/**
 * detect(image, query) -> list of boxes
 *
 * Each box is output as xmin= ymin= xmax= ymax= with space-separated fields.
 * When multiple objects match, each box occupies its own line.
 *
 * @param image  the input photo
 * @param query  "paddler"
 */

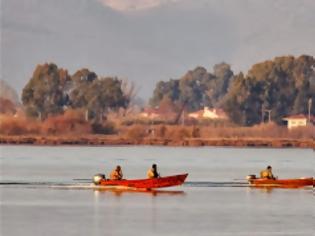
xmin=260 ymin=166 xmax=276 ymax=179
xmin=110 ymin=165 xmax=123 ymax=180
xmin=147 ymin=164 xmax=160 ymax=179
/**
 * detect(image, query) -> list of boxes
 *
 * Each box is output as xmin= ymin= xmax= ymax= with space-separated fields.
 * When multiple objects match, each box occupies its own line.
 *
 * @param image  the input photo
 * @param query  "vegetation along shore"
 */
xmin=0 ymin=134 xmax=314 ymax=149
xmin=1 ymin=55 xmax=314 ymax=147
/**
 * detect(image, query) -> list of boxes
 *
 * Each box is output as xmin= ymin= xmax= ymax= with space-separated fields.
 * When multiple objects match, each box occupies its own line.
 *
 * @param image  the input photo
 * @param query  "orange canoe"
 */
xmin=249 ymin=177 xmax=314 ymax=188
xmin=98 ymin=173 xmax=188 ymax=189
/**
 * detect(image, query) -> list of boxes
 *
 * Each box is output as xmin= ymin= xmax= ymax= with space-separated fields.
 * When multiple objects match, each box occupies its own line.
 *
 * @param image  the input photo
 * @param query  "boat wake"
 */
xmin=0 ymin=180 xmax=312 ymax=190
xmin=0 ymin=181 xmax=94 ymax=189
xmin=0 ymin=180 xmax=249 ymax=189
xmin=184 ymin=181 xmax=248 ymax=188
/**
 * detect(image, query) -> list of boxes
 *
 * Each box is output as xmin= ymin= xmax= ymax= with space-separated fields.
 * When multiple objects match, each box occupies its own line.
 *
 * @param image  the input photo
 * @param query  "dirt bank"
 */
xmin=0 ymin=135 xmax=314 ymax=148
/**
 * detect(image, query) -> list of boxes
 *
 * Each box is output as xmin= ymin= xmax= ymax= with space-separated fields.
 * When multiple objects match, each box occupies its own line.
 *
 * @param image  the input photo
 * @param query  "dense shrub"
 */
xmin=191 ymin=126 xmax=201 ymax=138
xmin=41 ymin=109 xmax=91 ymax=135
xmin=91 ymin=121 xmax=116 ymax=134
xmin=157 ymin=125 xmax=167 ymax=138
xmin=168 ymin=127 xmax=191 ymax=140
xmin=125 ymin=125 xmax=147 ymax=140
xmin=0 ymin=115 xmax=40 ymax=135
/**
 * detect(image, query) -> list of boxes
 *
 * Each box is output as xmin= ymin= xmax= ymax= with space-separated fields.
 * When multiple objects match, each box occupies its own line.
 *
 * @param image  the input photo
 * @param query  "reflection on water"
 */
xmin=93 ymin=189 xmax=186 ymax=197
xmin=249 ymin=185 xmax=314 ymax=191
xmin=1 ymin=145 xmax=314 ymax=236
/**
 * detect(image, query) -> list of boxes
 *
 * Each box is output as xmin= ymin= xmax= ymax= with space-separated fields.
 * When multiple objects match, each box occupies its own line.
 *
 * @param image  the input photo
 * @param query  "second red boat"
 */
xmin=248 ymin=177 xmax=314 ymax=188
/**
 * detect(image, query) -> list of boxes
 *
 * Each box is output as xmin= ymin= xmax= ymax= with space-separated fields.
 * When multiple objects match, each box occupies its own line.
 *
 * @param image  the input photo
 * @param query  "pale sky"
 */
xmin=1 ymin=0 xmax=315 ymax=100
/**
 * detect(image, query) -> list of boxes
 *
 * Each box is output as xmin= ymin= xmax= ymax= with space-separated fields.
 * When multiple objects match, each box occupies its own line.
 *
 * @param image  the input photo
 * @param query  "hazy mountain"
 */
xmin=1 ymin=0 xmax=315 ymax=99
xmin=0 ymin=80 xmax=19 ymax=104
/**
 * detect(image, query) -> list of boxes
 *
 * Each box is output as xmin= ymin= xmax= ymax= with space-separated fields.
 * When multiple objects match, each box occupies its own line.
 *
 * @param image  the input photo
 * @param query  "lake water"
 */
xmin=0 ymin=145 xmax=314 ymax=236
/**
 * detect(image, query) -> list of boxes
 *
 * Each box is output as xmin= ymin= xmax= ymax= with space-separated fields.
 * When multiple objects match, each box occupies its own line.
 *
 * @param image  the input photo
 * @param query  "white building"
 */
xmin=139 ymin=108 xmax=161 ymax=119
xmin=188 ymin=107 xmax=228 ymax=120
xmin=283 ymin=114 xmax=308 ymax=129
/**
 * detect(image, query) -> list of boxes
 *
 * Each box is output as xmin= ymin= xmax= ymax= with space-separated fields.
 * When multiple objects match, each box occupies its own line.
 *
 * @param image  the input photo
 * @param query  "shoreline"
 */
xmin=0 ymin=135 xmax=314 ymax=148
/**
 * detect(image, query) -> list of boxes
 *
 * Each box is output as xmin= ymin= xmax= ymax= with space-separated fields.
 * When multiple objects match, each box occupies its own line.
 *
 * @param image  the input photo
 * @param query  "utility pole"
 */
xmin=85 ymin=110 xmax=89 ymax=121
xmin=261 ymin=105 xmax=271 ymax=123
xmin=38 ymin=111 xmax=42 ymax=121
xmin=265 ymin=109 xmax=271 ymax=123
xmin=308 ymin=98 xmax=312 ymax=123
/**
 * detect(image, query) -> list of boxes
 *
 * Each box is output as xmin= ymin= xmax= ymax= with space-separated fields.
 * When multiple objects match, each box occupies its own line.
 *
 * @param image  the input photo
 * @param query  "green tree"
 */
xmin=22 ymin=64 xmax=130 ymax=120
xmin=22 ymin=63 xmax=70 ymax=119
xmin=150 ymin=64 xmax=234 ymax=111
xmin=222 ymin=55 xmax=315 ymax=125
xmin=178 ymin=67 xmax=205 ymax=110
xmin=69 ymin=74 xmax=128 ymax=121
xmin=150 ymin=79 xmax=180 ymax=107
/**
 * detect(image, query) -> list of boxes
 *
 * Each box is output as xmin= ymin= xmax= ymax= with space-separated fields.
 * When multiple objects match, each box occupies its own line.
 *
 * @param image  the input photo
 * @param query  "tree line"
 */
xmin=150 ymin=62 xmax=234 ymax=111
xmin=7 ymin=55 xmax=315 ymax=127
xmin=150 ymin=55 xmax=315 ymax=125
xmin=22 ymin=63 xmax=129 ymax=121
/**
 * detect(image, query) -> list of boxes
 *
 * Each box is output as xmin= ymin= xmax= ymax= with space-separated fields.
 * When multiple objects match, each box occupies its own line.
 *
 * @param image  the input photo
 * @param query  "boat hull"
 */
xmin=249 ymin=177 xmax=314 ymax=188
xmin=98 ymin=173 xmax=188 ymax=189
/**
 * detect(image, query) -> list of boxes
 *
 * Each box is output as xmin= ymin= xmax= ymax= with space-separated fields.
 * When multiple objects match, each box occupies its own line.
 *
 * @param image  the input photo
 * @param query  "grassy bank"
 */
xmin=1 ymin=113 xmax=314 ymax=148
xmin=0 ymin=135 xmax=314 ymax=148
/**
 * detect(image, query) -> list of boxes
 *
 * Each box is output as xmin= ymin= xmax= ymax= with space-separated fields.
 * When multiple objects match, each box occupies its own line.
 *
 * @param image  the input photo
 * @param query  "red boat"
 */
xmin=95 ymin=173 xmax=188 ymax=189
xmin=248 ymin=177 xmax=314 ymax=188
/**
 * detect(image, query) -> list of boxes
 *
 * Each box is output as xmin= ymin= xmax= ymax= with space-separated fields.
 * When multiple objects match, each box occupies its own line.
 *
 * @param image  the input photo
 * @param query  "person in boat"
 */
xmin=110 ymin=165 xmax=123 ymax=180
xmin=260 ymin=166 xmax=276 ymax=179
xmin=147 ymin=164 xmax=160 ymax=179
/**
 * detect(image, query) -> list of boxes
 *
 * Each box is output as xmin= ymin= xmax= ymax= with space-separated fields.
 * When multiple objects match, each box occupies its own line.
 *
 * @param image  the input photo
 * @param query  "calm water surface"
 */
xmin=0 ymin=146 xmax=314 ymax=236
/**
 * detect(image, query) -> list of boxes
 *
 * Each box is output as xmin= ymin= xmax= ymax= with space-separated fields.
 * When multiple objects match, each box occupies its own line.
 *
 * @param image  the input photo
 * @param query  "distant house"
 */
xmin=139 ymin=107 xmax=176 ymax=120
xmin=140 ymin=108 xmax=161 ymax=119
xmin=188 ymin=107 xmax=228 ymax=120
xmin=282 ymin=114 xmax=314 ymax=129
